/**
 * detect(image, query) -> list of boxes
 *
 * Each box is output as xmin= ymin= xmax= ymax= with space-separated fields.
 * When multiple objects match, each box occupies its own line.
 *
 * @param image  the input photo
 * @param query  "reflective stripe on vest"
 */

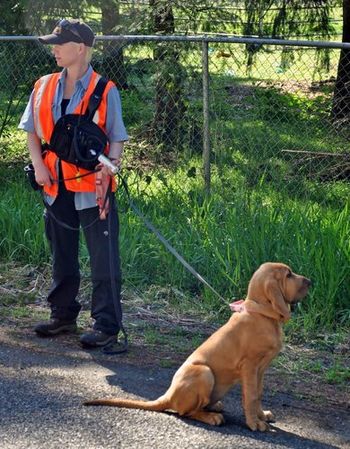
xmin=33 ymin=71 xmax=115 ymax=197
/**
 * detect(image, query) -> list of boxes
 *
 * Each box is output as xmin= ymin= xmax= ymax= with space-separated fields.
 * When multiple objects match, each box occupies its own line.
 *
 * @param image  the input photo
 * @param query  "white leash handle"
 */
xmin=98 ymin=154 xmax=120 ymax=174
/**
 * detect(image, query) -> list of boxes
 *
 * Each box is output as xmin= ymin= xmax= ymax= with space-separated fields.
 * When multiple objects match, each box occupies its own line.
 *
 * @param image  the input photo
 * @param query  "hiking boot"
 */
xmin=80 ymin=330 xmax=117 ymax=348
xmin=34 ymin=318 xmax=77 ymax=336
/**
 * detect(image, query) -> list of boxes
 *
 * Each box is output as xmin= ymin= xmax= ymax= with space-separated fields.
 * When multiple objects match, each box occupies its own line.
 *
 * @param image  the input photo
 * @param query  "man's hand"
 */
xmin=106 ymin=141 xmax=124 ymax=175
xmin=97 ymin=155 xmax=121 ymax=177
xmin=27 ymin=132 xmax=52 ymax=186
xmin=34 ymin=161 xmax=52 ymax=186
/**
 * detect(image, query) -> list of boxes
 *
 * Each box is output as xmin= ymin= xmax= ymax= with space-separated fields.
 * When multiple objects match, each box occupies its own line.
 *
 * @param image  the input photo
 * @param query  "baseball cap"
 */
xmin=38 ymin=19 xmax=95 ymax=47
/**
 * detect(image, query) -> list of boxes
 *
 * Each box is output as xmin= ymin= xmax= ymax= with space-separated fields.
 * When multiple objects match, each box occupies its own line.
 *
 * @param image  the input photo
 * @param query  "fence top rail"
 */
xmin=1 ymin=34 xmax=350 ymax=49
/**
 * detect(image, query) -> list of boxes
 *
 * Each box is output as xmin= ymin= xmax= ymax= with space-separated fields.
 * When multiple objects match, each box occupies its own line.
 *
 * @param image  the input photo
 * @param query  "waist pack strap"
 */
xmin=86 ymin=77 xmax=108 ymax=120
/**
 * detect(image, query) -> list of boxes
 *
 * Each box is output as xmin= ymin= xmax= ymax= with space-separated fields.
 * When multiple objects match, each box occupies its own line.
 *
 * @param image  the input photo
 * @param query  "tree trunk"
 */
xmin=331 ymin=0 xmax=350 ymax=122
xmin=101 ymin=0 xmax=128 ymax=90
xmin=150 ymin=0 xmax=185 ymax=150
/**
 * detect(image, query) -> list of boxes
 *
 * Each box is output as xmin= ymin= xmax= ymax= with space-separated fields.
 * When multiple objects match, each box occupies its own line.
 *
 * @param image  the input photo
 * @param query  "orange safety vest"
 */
xmin=33 ymin=70 xmax=116 ymax=197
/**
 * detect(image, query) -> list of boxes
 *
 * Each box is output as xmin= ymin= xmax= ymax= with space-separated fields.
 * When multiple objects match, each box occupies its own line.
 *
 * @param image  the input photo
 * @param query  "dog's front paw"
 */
xmin=258 ymin=410 xmax=275 ymax=422
xmin=246 ymin=418 xmax=269 ymax=432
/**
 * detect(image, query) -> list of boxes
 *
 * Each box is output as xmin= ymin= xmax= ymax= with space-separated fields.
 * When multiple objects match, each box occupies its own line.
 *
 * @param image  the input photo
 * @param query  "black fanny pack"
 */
xmin=49 ymin=77 xmax=108 ymax=171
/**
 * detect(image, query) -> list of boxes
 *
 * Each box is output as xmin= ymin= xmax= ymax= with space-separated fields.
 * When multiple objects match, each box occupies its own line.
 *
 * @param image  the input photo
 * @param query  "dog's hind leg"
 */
xmin=206 ymin=401 xmax=224 ymax=412
xmin=169 ymin=364 xmax=224 ymax=425
xmin=187 ymin=410 xmax=225 ymax=426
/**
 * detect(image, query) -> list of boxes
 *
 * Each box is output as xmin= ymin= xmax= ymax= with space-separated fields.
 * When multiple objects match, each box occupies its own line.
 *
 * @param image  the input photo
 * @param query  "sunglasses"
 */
xmin=54 ymin=19 xmax=83 ymax=43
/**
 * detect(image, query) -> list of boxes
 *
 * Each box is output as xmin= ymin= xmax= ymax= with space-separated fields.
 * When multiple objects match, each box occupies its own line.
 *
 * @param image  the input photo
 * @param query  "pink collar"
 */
xmin=229 ymin=299 xmax=284 ymax=322
xmin=229 ymin=299 xmax=246 ymax=313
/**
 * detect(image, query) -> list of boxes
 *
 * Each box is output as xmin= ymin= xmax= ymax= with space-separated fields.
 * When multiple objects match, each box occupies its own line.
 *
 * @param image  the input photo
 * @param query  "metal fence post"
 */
xmin=202 ymin=40 xmax=211 ymax=196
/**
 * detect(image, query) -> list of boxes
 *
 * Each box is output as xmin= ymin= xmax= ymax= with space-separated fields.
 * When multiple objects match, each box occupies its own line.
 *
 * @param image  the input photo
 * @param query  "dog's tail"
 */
xmin=84 ymin=395 xmax=170 ymax=412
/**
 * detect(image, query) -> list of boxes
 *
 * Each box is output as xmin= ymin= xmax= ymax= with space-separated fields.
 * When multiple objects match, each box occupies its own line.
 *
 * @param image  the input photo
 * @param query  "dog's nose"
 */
xmin=304 ymin=278 xmax=312 ymax=287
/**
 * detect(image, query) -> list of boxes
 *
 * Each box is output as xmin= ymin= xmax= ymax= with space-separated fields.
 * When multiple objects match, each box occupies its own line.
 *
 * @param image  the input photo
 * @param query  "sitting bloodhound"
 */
xmin=85 ymin=262 xmax=311 ymax=431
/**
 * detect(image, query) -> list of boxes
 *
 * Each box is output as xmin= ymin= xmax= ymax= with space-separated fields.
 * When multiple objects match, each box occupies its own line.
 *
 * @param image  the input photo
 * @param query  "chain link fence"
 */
xmin=1 ymin=36 xmax=350 ymax=205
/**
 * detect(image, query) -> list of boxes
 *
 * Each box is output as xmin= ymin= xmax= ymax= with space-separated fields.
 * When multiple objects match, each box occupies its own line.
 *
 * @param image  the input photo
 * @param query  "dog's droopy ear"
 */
xmin=264 ymin=279 xmax=291 ymax=323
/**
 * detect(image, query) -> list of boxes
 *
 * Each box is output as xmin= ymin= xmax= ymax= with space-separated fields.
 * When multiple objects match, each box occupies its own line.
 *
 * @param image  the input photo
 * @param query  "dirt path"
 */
xmin=0 ymin=319 xmax=349 ymax=449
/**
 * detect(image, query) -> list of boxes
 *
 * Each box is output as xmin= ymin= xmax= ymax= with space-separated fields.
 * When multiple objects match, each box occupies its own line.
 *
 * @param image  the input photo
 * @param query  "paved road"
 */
xmin=0 ymin=333 xmax=349 ymax=449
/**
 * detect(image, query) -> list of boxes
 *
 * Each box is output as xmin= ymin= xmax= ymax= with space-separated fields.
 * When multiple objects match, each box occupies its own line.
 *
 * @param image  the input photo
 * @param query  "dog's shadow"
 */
xmin=86 ymin=356 xmax=342 ymax=449
xmin=200 ymin=414 xmax=340 ymax=449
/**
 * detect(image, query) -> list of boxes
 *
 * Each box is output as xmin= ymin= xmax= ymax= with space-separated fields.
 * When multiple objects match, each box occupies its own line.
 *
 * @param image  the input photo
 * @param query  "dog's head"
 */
xmin=247 ymin=262 xmax=311 ymax=322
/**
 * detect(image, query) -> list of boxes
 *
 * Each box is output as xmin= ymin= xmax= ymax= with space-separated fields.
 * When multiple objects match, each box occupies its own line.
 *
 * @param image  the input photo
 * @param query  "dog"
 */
xmin=84 ymin=262 xmax=311 ymax=431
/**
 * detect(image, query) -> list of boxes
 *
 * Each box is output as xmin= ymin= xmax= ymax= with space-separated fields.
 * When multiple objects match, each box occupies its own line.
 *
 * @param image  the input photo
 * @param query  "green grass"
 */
xmin=1 ymin=156 xmax=348 ymax=332
xmin=274 ymin=346 xmax=350 ymax=388
xmin=325 ymin=363 xmax=350 ymax=384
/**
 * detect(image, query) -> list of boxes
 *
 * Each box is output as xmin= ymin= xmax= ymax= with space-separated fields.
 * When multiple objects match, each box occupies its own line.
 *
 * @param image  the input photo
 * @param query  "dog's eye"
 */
xmin=286 ymin=271 xmax=292 ymax=278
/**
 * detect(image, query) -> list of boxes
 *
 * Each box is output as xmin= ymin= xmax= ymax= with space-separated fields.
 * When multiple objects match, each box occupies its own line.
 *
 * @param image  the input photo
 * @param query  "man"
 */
xmin=19 ymin=19 xmax=128 ymax=349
